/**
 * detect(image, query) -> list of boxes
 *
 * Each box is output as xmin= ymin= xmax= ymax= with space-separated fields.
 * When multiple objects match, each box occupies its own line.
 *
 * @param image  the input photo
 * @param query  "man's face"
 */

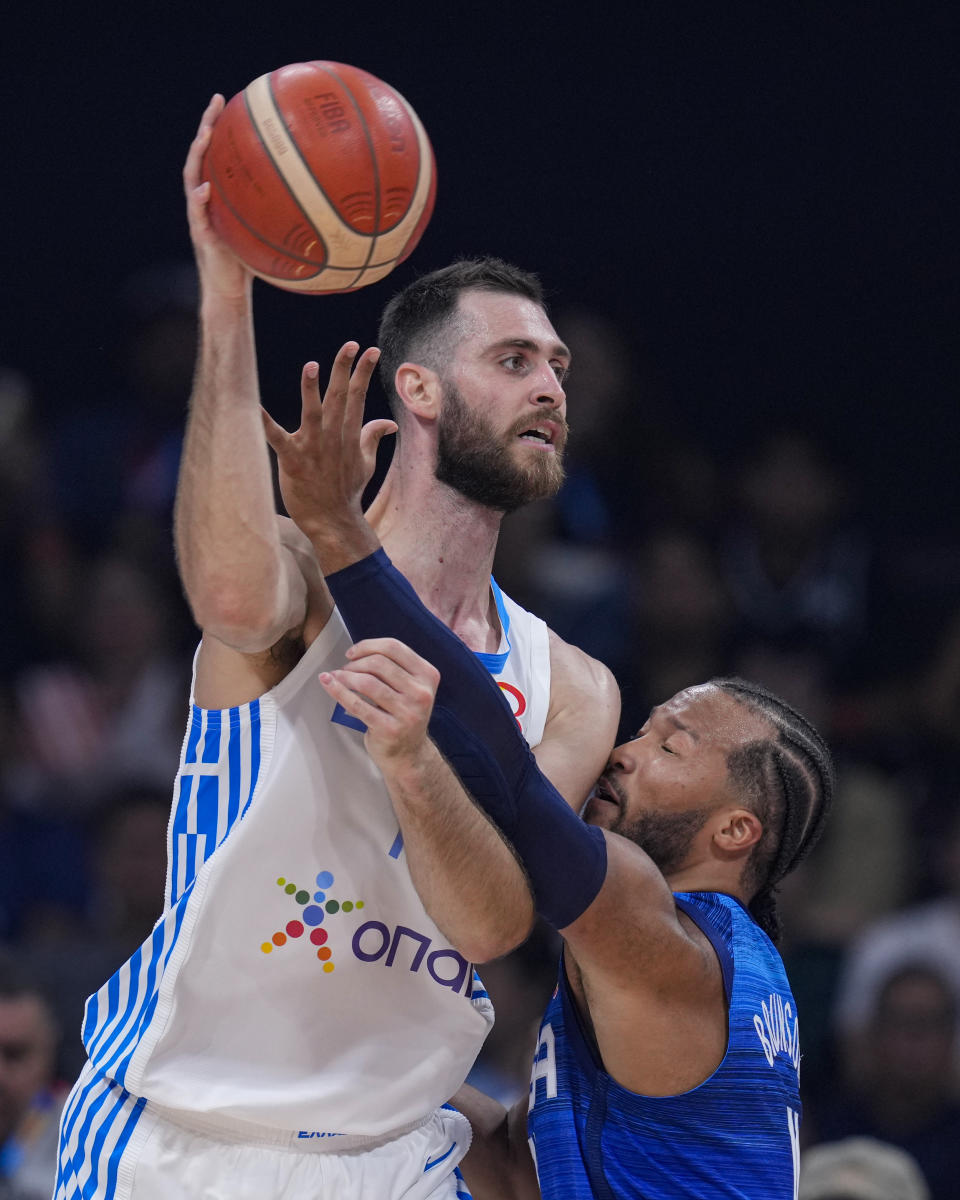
xmin=0 ymin=995 xmax=55 ymax=1143
xmin=433 ymin=290 xmax=570 ymax=512
xmin=583 ymin=685 xmax=768 ymax=875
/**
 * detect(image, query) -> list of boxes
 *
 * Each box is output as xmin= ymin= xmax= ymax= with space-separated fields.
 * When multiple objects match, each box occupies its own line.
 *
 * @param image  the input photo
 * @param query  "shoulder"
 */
xmin=529 ymin=629 xmax=620 ymax=809
xmin=546 ymin=627 xmax=620 ymax=725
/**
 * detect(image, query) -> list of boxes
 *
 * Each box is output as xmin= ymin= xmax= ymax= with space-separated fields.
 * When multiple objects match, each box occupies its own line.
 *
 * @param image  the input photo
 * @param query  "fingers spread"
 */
xmin=299 ymin=361 xmax=322 ymax=424
xmin=321 ymin=342 xmax=360 ymax=427
xmin=261 ymin=408 xmax=289 ymax=454
xmin=344 ymin=347 xmax=381 ymax=440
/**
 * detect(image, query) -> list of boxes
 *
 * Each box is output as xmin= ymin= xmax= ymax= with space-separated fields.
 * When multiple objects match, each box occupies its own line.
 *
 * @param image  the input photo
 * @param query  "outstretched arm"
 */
xmin=176 ymin=95 xmax=306 ymax=655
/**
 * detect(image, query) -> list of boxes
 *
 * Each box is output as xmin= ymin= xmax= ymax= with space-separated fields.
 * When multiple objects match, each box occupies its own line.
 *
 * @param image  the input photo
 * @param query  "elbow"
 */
xmin=465 ymin=913 xmax=536 ymax=965
xmin=187 ymin=576 xmax=297 ymax=653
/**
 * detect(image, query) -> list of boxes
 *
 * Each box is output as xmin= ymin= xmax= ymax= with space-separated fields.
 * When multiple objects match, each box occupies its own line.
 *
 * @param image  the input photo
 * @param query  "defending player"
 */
xmin=267 ymin=360 xmax=834 ymax=1199
xmin=52 ymin=95 xmax=618 ymax=1200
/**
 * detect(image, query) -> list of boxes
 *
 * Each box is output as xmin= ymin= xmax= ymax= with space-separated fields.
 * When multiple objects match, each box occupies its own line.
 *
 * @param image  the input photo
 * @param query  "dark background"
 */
xmin=3 ymin=8 xmax=960 ymax=1193
xmin=4 ymin=0 xmax=958 ymax=529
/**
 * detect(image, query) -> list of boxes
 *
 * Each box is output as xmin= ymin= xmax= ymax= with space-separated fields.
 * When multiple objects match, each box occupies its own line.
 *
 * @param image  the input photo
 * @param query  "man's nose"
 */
xmin=530 ymin=366 xmax=566 ymax=410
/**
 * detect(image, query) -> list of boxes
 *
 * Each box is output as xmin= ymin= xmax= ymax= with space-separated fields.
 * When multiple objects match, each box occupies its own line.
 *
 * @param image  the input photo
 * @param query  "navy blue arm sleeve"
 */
xmin=324 ymin=548 xmax=607 ymax=930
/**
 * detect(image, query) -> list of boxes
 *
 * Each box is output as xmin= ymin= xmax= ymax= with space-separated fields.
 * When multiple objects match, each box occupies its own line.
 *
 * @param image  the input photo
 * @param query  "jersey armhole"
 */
xmin=674 ymin=895 xmax=735 ymax=1004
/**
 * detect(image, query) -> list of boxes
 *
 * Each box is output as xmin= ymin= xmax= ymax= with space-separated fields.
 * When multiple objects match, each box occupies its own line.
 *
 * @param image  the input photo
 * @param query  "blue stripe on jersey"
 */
xmin=241 ymin=698 xmax=261 ymax=818
xmin=472 ymin=577 xmax=512 ymax=674
xmin=468 ymin=971 xmax=489 ymax=1001
xmin=92 ymin=922 xmax=169 ymax=1082
xmin=183 ymin=709 xmax=202 ymax=764
xmin=227 ymin=705 xmax=242 ymax=828
xmin=201 ymin=708 xmax=221 ymax=762
xmin=55 ymin=1067 xmax=146 ymax=1200
xmin=82 ymin=696 xmax=264 ymax=1094
xmin=108 ymin=895 xmax=190 ymax=1089
xmin=196 ymin=773 xmax=220 ymax=845
xmin=104 ymin=1096 xmax=146 ymax=1197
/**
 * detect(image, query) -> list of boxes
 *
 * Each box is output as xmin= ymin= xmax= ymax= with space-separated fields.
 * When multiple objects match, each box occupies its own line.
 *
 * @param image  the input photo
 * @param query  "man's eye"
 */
xmin=502 ymin=356 xmax=524 ymax=370
xmin=552 ymin=363 xmax=569 ymax=382
xmin=661 ymin=743 xmax=676 ymax=755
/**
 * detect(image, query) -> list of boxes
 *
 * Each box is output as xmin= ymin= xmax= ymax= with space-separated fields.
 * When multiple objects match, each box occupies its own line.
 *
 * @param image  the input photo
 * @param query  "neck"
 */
xmin=665 ymin=866 xmax=749 ymax=903
xmin=366 ymin=456 xmax=507 ymax=653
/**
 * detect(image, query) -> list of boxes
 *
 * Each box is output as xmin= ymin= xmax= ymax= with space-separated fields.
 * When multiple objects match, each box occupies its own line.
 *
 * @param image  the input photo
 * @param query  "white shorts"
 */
xmin=56 ymin=1063 xmax=473 ymax=1200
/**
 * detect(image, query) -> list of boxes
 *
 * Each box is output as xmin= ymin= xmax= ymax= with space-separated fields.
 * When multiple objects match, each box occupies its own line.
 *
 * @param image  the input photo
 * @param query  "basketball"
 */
xmin=200 ymin=61 xmax=436 ymax=293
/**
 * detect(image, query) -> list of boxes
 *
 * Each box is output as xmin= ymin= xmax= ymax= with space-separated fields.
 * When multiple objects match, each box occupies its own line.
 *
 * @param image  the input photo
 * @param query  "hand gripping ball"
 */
xmin=201 ymin=61 xmax=436 ymax=293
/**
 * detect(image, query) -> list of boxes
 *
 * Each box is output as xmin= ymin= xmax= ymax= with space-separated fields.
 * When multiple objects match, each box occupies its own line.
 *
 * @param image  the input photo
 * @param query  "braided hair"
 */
xmin=711 ymin=677 xmax=834 ymax=944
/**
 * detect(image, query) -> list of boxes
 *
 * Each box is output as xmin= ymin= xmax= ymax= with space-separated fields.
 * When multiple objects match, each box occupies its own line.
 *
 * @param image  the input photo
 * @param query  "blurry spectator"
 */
xmin=0 ymin=952 xmax=64 ymax=1200
xmin=20 ymin=785 xmax=169 ymax=1082
xmin=778 ymin=758 xmax=913 ymax=1094
xmin=618 ymin=526 xmax=732 ymax=734
xmin=781 ymin=761 xmax=911 ymax=948
xmin=49 ymin=261 xmax=197 ymax=558
xmin=494 ymin=308 xmax=639 ymax=668
xmin=3 ymin=549 xmax=189 ymax=814
xmin=807 ymin=964 xmax=960 ymax=1200
xmin=0 ymin=366 xmax=75 ymax=678
xmin=719 ymin=428 xmax=871 ymax=696
xmin=833 ymin=813 xmax=960 ymax=1057
xmin=917 ymin=604 xmax=960 ymax=748
xmin=799 ymin=1137 xmax=929 ymax=1200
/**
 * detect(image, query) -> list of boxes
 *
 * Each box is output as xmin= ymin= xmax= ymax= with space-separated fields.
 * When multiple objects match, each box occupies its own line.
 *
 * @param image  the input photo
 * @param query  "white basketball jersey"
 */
xmin=80 ymin=582 xmax=550 ymax=1138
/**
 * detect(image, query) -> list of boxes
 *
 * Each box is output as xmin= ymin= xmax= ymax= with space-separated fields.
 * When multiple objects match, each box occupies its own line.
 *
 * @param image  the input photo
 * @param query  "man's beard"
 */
xmin=610 ymin=806 xmax=710 ymax=876
xmin=434 ymin=383 xmax=566 ymax=513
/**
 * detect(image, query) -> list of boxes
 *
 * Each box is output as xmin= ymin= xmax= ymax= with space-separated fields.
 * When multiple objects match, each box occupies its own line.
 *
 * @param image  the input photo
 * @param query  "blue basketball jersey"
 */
xmin=526 ymin=892 xmax=801 ymax=1199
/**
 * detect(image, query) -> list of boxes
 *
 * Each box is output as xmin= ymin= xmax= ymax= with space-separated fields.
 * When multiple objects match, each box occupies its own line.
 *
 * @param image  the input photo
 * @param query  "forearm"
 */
xmin=175 ymin=294 xmax=305 ymax=647
xmin=325 ymin=551 xmax=608 ymax=931
xmin=378 ymin=741 xmax=534 ymax=961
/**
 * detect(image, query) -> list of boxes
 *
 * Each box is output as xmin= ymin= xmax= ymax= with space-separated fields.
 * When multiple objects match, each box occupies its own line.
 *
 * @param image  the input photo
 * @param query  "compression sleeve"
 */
xmin=324 ymin=548 xmax=607 ymax=930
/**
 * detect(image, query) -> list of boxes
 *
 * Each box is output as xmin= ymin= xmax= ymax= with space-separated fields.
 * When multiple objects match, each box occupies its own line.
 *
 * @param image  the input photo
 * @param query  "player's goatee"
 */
xmin=434 ymin=384 xmax=567 ymax=513
xmin=612 ymin=807 xmax=710 ymax=875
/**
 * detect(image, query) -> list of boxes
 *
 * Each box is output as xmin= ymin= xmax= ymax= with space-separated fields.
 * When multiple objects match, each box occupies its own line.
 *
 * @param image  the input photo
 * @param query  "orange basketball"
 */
xmin=201 ymin=61 xmax=436 ymax=293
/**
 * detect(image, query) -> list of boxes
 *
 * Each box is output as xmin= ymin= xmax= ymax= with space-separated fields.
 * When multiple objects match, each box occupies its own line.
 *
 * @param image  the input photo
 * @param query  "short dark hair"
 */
xmin=376 ymin=258 xmax=546 ymax=416
xmin=711 ymin=677 xmax=834 ymax=944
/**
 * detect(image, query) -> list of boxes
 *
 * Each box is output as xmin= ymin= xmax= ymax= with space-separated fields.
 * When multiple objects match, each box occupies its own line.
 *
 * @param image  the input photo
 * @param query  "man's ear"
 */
xmin=394 ymin=362 xmax=442 ymax=420
xmin=713 ymin=808 xmax=763 ymax=855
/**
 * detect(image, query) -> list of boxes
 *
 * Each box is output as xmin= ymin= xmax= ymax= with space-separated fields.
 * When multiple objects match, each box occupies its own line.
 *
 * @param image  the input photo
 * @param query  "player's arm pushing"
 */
xmin=319 ymin=641 xmax=534 ymax=960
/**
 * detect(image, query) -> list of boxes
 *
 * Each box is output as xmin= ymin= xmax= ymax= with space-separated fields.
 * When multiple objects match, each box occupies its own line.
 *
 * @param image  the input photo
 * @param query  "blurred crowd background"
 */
xmin=3 ymin=3 xmax=959 ymax=1198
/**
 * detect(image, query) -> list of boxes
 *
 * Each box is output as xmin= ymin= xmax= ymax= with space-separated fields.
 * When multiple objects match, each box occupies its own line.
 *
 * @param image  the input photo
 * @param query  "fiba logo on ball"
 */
xmin=201 ymin=61 xmax=436 ymax=293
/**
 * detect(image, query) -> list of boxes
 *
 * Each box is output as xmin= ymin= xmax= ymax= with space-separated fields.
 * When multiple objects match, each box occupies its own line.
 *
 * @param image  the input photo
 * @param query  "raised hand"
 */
xmin=261 ymin=344 xmax=397 ymax=570
xmin=183 ymin=93 xmax=252 ymax=303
